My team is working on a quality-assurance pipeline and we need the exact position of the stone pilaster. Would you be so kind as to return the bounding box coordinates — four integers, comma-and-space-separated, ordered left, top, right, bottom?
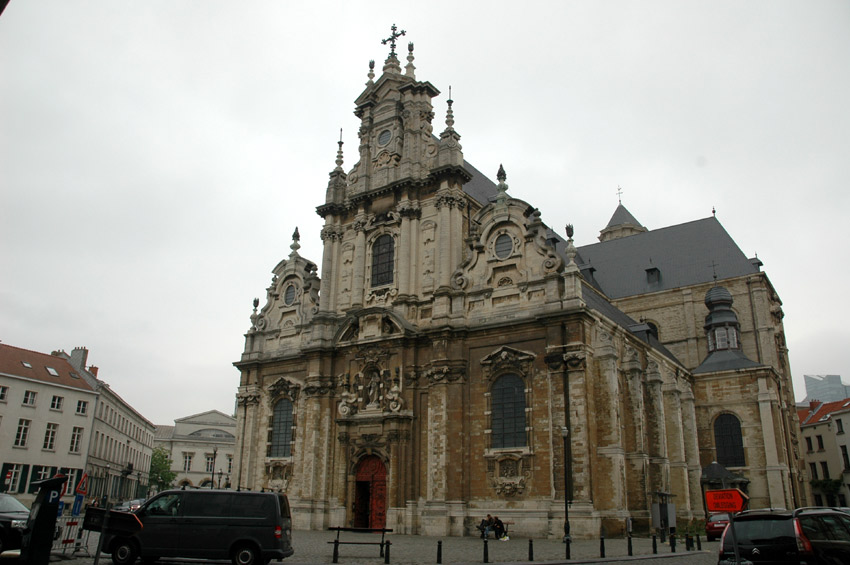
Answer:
234, 386, 261, 491
679, 387, 704, 516
352, 216, 367, 309
645, 361, 668, 495
662, 376, 689, 517
593, 330, 626, 513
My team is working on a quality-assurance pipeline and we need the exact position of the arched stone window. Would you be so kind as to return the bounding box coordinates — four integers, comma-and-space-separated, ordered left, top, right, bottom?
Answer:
714, 413, 745, 467
491, 374, 526, 449
270, 399, 294, 457
371, 234, 394, 287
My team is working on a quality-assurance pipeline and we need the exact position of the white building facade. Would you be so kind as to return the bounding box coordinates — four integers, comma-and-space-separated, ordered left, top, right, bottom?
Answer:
155, 410, 236, 490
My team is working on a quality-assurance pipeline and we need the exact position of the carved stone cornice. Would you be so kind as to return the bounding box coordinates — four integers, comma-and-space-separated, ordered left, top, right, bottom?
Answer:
397, 202, 422, 219
302, 376, 335, 398
564, 351, 587, 371
480, 346, 536, 381
424, 364, 466, 385
237, 392, 261, 407
268, 378, 300, 405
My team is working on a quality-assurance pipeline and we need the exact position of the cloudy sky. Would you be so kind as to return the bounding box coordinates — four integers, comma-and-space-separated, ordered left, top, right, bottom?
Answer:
2, 1, 848, 424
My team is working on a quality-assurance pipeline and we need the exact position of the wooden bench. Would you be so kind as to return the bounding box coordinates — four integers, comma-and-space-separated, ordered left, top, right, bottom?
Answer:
328, 527, 393, 563
480, 520, 514, 539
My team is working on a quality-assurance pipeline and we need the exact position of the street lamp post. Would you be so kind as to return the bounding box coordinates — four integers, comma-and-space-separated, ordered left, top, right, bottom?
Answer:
562, 425, 571, 560
210, 446, 218, 489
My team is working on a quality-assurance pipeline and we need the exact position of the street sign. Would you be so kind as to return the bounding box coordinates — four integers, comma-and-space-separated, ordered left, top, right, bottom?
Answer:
705, 488, 749, 513
75, 473, 88, 495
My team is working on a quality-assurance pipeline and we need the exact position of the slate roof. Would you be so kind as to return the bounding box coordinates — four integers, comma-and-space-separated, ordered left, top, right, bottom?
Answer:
461, 160, 498, 205
0, 343, 95, 392
576, 217, 759, 300
797, 398, 850, 426
605, 203, 643, 228
692, 348, 763, 374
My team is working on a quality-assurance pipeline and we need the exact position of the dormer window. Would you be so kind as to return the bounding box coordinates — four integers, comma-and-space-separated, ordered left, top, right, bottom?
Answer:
371, 234, 394, 287
708, 326, 739, 352
646, 267, 660, 284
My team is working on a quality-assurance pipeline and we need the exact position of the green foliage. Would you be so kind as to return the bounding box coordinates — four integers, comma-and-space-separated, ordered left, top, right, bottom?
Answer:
149, 446, 177, 492
810, 478, 843, 495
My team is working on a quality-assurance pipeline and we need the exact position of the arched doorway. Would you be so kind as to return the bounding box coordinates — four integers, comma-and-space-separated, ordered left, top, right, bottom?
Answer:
353, 455, 387, 528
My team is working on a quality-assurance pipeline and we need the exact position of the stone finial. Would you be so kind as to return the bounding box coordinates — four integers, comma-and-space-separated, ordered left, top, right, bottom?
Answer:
334, 129, 344, 171
565, 224, 577, 266
290, 227, 301, 255
367, 59, 375, 84
496, 164, 509, 202
253, 297, 259, 310
405, 42, 416, 78
445, 94, 455, 130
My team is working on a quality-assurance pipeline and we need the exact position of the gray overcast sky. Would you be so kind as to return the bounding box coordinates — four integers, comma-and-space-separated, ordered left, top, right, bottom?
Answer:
2, 1, 848, 424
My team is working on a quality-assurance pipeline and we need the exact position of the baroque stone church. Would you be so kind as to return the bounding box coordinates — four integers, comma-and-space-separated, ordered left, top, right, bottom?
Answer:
233, 33, 806, 538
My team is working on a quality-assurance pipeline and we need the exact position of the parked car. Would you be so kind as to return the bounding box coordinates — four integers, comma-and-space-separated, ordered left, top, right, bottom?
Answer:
101, 489, 294, 565
706, 513, 730, 541
112, 499, 145, 513
0, 493, 30, 554
718, 507, 850, 564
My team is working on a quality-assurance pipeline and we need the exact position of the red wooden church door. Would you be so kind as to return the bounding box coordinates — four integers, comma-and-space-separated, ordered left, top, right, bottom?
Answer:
354, 455, 387, 529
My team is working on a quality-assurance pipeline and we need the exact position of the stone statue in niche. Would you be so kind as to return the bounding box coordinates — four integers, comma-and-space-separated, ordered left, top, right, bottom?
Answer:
367, 370, 381, 407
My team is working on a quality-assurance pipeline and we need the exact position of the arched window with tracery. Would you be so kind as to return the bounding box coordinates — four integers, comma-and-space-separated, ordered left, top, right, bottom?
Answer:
371, 234, 394, 287
269, 398, 294, 457
714, 413, 745, 467
491, 374, 526, 449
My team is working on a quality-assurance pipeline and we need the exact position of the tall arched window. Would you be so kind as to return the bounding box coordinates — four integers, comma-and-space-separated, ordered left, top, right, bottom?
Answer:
371, 234, 394, 287
714, 413, 745, 467
270, 399, 294, 457
491, 374, 526, 448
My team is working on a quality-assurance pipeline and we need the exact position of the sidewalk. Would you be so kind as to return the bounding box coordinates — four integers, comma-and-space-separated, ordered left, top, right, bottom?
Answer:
51, 529, 719, 565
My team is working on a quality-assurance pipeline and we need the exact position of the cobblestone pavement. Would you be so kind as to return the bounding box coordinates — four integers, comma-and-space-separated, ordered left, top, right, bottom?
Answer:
51, 530, 719, 565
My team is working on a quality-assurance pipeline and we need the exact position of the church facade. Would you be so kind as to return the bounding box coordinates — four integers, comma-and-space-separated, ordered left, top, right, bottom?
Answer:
232, 37, 806, 538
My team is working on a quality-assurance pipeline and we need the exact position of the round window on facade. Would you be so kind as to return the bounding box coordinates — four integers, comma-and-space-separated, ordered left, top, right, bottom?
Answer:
494, 234, 513, 259
378, 129, 392, 146
283, 284, 296, 306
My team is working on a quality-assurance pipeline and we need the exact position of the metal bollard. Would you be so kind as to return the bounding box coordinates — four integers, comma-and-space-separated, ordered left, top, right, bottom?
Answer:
528, 538, 534, 561
566, 536, 571, 560
483, 537, 489, 563
600, 526, 606, 558
686, 533, 692, 551
332, 539, 339, 563
384, 540, 391, 564
437, 540, 442, 564
696, 534, 702, 550
627, 534, 633, 556
652, 535, 658, 554
670, 534, 677, 553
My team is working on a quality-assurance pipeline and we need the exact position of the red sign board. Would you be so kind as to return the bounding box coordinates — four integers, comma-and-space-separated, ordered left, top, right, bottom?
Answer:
76, 473, 89, 495
705, 488, 749, 513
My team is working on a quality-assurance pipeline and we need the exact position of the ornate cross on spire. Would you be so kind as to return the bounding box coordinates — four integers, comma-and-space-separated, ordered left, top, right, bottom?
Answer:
381, 24, 406, 57
617, 185, 623, 204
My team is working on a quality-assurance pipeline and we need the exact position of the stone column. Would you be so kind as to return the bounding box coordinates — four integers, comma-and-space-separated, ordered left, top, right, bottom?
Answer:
758, 375, 790, 508
352, 216, 367, 309
397, 209, 411, 298
436, 188, 452, 290
319, 224, 336, 313
594, 330, 626, 514
679, 388, 704, 516
645, 361, 668, 495
662, 378, 689, 515
564, 349, 592, 506
234, 387, 261, 491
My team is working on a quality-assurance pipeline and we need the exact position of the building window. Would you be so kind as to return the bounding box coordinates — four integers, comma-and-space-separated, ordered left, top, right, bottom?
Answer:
842, 445, 850, 471
714, 413, 745, 467
0, 386, 7, 402
491, 374, 527, 449
821, 461, 831, 480
494, 234, 513, 259
838, 419, 845, 434
227, 455, 233, 473
205, 455, 215, 473
76, 400, 88, 415
817, 435, 825, 450
50, 396, 64, 411
69, 427, 83, 453
370, 234, 394, 287
814, 494, 823, 506
283, 284, 296, 306
269, 399, 294, 457
43, 423, 58, 451
6, 464, 24, 492
810, 462, 818, 480
14, 419, 31, 447
22, 390, 37, 406
183, 453, 193, 472
806, 436, 813, 452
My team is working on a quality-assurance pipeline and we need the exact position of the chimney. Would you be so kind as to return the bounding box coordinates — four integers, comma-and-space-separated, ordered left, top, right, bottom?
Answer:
69, 347, 89, 372
89, 366, 99, 377
809, 400, 821, 411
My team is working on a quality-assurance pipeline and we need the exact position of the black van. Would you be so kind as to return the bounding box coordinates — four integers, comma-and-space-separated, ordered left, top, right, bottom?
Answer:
103, 489, 294, 565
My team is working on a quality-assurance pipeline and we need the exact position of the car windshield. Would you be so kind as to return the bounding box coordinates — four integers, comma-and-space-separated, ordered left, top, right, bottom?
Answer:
0, 495, 29, 513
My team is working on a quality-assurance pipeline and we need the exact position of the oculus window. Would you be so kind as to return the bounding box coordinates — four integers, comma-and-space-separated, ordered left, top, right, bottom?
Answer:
491, 374, 526, 448
270, 399, 294, 457
283, 284, 296, 306
371, 234, 394, 287
494, 234, 513, 259
714, 413, 745, 467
